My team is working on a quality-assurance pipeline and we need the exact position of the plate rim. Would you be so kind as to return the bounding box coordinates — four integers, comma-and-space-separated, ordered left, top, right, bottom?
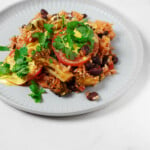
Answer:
0, 0, 144, 116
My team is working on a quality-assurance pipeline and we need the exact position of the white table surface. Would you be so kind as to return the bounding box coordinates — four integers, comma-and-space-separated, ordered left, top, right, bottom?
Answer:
0, 0, 150, 149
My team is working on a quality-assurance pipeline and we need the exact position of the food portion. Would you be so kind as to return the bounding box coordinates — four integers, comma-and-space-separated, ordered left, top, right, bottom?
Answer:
0, 10, 118, 102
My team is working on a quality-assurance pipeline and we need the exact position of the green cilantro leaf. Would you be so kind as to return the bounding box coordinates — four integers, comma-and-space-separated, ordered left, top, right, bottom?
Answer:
31, 50, 36, 56
53, 35, 77, 60
0, 63, 11, 76
12, 58, 27, 71
31, 45, 42, 56
19, 46, 28, 57
64, 47, 70, 58
32, 32, 42, 39
39, 34, 47, 46
44, 24, 54, 33
0, 46, 9, 51
53, 36, 65, 50
76, 26, 88, 37
14, 49, 20, 61
53, 20, 95, 60
62, 15, 65, 28
12, 46, 29, 78
43, 40, 50, 49
67, 34, 73, 50
14, 46, 28, 61
69, 51, 77, 60
29, 80, 46, 103
32, 26, 53, 51
16, 67, 29, 78
49, 58, 53, 63
12, 57, 29, 78
36, 45, 42, 52
32, 32, 46, 46
67, 21, 79, 31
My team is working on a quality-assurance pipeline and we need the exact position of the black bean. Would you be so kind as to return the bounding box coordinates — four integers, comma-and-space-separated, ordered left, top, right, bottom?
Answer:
82, 14, 87, 18
41, 9, 48, 19
66, 77, 77, 91
88, 67, 102, 76
98, 33, 103, 38
71, 66, 78, 71
68, 85, 76, 91
92, 55, 100, 65
13, 44, 16, 49
41, 9, 48, 15
85, 62, 95, 70
112, 56, 118, 64
101, 55, 108, 67
86, 92, 99, 101
104, 31, 109, 35
98, 31, 109, 38
81, 45, 90, 55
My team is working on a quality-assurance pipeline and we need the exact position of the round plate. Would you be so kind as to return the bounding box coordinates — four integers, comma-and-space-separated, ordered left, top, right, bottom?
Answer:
0, 0, 143, 116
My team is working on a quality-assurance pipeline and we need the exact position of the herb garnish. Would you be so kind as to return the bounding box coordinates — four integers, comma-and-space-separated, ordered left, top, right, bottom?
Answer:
12, 46, 29, 78
52, 20, 94, 60
0, 46, 9, 51
29, 80, 46, 103
44, 24, 54, 36
32, 24, 54, 55
0, 63, 11, 76
49, 58, 53, 63
53, 35, 77, 60
62, 15, 65, 28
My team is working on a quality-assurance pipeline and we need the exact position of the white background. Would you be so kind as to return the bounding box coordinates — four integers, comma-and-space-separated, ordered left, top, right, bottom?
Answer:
0, 0, 150, 150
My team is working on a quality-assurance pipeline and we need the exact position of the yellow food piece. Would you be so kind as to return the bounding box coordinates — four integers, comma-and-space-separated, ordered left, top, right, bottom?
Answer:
38, 58, 73, 82
74, 28, 82, 38
3, 54, 39, 85
73, 44, 80, 54
48, 62, 73, 82
27, 41, 39, 55
65, 42, 79, 54
4, 61, 38, 85
48, 69, 73, 82
5, 55, 15, 70
0, 78, 14, 86
27, 42, 39, 50
5, 73, 27, 85
84, 76, 99, 86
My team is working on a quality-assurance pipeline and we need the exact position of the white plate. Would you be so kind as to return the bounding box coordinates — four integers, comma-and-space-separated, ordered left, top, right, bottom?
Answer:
0, 0, 143, 116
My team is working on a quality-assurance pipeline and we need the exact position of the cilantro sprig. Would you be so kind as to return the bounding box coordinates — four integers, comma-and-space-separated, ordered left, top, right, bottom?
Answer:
49, 58, 53, 63
52, 20, 94, 60
67, 21, 94, 44
62, 15, 65, 28
12, 46, 29, 78
0, 63, 11, 76
0, 46, 9, 51
31, 24, 54, 55
29, 80, 46, 103
53, 35, 77, 60
44, 24, 54, 36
